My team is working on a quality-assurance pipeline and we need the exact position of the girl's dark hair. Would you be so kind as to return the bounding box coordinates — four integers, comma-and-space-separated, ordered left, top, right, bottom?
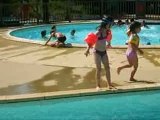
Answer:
41, 30, 46, 38
97, 21, 108, 30
51, 25, 56, 30
71, 29, 76, 33
125, 19, 129, 22
130, 18, 134, 23
50, 30, 55, 34
129, 21, 141, 33
100, 22, 108, 28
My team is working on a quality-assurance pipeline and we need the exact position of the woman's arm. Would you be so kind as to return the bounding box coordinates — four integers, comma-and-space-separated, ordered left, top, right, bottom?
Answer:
44, 35, 52, 45
84, 30, 100, 56
84, 45, 91, 57
130, 43, 143, 54
106, 41, 111, 48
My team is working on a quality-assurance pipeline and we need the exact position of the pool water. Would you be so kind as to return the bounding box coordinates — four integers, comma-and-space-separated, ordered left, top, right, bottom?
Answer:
0, 90, 160, 120
10, 23, 160, 45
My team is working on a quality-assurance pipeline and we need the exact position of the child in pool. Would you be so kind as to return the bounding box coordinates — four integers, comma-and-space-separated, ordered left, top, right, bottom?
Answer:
117, 21, 144, 81
70, 29, 76, 36
41, 30, 48, 40
41, 30, 46, 38
70, 29, 76, 40
51, 25, 56, 32
141, 20, 149, 29
84, 18, 114, 90
117, 19, 125, 26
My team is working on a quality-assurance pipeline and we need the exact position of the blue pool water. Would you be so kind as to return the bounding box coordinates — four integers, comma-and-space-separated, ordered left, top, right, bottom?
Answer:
10, 23, 160, 45
0, 90, 160, 120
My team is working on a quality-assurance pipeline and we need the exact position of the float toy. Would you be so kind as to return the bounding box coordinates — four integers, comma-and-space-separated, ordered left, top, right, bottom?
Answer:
84, 32, 97, 47
106, 29, 112, 42
85, 30, 112, 47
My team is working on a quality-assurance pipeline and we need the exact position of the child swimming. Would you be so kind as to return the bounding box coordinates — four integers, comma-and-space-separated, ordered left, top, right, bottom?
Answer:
70, 29, 76, 36
41, 30, 47, 38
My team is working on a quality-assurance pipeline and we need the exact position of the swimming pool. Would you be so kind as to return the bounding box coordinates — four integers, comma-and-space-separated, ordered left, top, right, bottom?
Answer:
10, 23, 160, 45
0, 90, 160, 119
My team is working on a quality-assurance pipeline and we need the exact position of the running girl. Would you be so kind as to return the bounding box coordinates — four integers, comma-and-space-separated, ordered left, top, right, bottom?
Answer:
117, 21, 143, 81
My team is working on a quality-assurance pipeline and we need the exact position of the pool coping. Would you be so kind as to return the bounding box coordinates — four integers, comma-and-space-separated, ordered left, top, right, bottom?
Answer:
0, 83, 160, 103
3, 21, 160, 49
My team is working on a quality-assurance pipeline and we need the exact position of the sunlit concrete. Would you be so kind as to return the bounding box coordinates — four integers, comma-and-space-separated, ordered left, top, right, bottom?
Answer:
0, 27, 159, 101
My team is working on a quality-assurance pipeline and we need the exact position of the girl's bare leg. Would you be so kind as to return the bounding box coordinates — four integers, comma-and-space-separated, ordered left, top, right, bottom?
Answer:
94, 53, 102, 88
117, 54, 134, 74
130, 57, 138, 81
102, 53, 112, 89
117, 54, 138, 81
117, 64, 132, 74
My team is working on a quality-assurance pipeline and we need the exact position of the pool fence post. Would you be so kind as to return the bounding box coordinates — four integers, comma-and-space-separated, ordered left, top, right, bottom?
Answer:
0, 2, 2, 26
42, 0, 49, 23
34, 0, 40, 24
101, 0, 104, 19
136, 0, 146, 19
65, 0, 71, 23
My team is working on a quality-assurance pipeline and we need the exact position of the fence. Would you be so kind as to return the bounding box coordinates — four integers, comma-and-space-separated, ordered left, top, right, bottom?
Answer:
0, 0, 160, 26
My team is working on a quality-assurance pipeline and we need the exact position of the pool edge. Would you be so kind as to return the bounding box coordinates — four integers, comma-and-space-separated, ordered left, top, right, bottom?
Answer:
3, 22, 160, 49
0, 83, 160, 103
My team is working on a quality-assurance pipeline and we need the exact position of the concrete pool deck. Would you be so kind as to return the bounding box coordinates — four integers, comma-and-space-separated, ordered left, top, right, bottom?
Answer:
0, 27, 160, 103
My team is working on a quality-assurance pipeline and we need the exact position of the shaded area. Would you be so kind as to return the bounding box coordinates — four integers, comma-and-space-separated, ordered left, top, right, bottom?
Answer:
0, 67, 80, 95
0, 66, 142, 96
38, 48, 79, 61
0, 38, 81, 62
126, 80, 156, 84
0, 67, 121, 95
142, 49, 160, 66
0, 47, 48, 58
0, 67, 92, 95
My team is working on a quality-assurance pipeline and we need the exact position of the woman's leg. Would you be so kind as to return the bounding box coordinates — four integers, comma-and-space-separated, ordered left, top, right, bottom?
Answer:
130, 55, 138, 81
117, 51, 138, 81
101, 53, 112, 88
94, 52, 102, 88
50, 41, 58, 47
117, 64, 132, 74
56, 42, 65, 48
117, 51, 134, 74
